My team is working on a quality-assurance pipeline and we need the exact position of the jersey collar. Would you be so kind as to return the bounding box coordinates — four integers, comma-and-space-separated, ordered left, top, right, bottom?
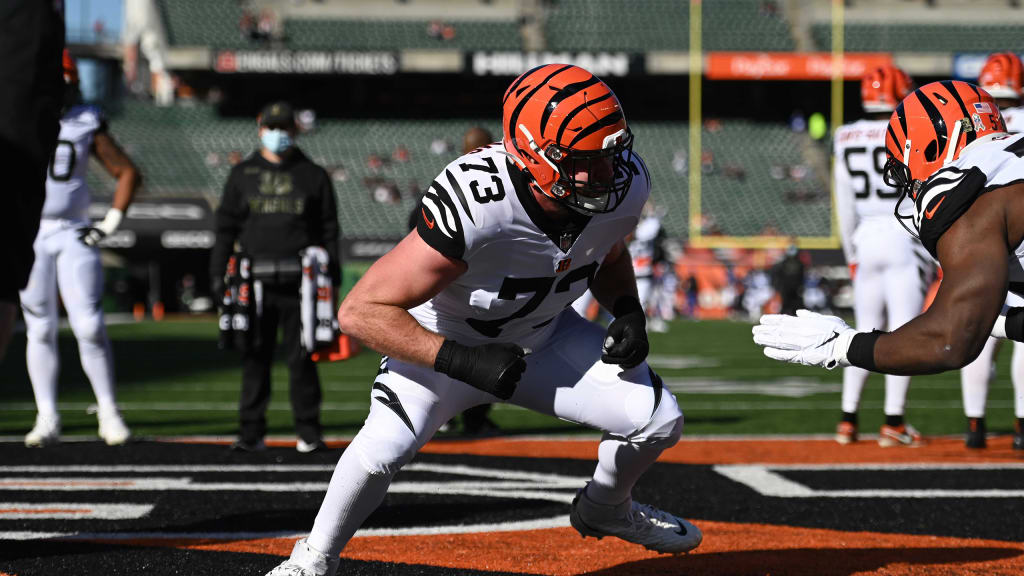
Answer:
508, 160, 591, 253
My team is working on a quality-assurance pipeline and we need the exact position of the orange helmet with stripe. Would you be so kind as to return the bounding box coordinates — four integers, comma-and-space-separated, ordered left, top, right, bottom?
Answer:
501, 64, 634, 214
62, 49, 79, 86
861, 65, 913, 113
883, 80, 1006, 234
978, 52, 1023, 100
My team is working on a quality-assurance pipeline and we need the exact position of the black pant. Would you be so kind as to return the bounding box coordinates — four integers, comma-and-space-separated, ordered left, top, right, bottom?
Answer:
239, 281, 322, 443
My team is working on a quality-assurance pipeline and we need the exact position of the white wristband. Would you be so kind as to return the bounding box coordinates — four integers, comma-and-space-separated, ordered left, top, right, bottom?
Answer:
827, 329, 859, 370
98, 208, 124, 236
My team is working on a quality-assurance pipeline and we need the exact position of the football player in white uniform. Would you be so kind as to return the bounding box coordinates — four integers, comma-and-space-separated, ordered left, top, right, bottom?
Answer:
753, 80, 1024, 452
833, 65, 931, 446
266, 65, 701, 576
959, 52, 1024, 448
20, 51, 141, 447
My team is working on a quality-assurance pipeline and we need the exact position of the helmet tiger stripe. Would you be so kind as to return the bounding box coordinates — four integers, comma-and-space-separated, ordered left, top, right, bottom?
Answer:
501, 64, 634, 214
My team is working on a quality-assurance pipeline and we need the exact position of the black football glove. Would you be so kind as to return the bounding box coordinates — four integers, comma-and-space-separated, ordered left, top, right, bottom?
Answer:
77, 226, 106, 247
601, 296, 649, 369
434, 339, 526, 400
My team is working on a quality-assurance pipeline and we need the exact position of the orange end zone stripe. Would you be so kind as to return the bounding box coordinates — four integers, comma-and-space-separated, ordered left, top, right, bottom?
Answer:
96, 522, 1024, 576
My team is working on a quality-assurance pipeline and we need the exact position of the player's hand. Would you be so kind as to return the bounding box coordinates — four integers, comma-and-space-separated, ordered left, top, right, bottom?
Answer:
752, 309, 857, 370
77, 226, 106, 247
77, 208, 124, 248
602, 296, 649, 369
434, 340, 526, 400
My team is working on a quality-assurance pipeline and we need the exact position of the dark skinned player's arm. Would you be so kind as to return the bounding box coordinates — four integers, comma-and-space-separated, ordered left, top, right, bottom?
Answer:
870, 184, 1024, 374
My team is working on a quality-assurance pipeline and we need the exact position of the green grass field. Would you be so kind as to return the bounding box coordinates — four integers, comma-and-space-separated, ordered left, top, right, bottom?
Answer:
1, 317, 1018, 440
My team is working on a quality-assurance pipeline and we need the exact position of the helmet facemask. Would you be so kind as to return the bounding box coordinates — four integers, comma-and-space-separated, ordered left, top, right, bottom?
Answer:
543, 128, 635, 214
884, 155, 921, 237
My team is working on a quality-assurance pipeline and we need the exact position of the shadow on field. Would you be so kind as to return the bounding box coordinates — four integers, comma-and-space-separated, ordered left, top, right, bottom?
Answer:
582, 546, 1024, 576
0, 335, 234, 394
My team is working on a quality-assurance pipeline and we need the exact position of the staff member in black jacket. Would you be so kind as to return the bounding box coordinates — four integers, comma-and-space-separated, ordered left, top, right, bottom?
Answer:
210, 101, 340, 453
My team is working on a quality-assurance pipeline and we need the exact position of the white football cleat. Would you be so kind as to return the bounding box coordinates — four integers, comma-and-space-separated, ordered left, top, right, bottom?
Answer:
265, 538, 339, 576
25, 412, 61, 447
570, 485, 702, 554
97, 407, 131, 445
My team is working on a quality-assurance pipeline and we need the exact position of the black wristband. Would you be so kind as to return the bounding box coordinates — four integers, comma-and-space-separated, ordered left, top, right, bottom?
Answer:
612, 295, 644, 318
1006, 308, 1024, 342
847, 330, 884, 372
434, 339, 459, 373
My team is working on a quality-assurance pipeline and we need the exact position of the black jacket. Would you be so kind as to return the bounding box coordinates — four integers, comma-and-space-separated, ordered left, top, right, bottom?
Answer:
210, 149, 341, 287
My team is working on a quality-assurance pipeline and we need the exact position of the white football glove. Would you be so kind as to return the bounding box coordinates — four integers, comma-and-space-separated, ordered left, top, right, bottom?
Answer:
752, 309, 859, 370
78, 208, 123, 247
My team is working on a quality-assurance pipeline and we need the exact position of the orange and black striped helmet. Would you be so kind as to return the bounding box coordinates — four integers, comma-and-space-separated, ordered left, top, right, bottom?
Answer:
861, 65, 913, 113
62, 49, 79, 86
883, 80, 1005, 233
501, 64, 634, 213
978, 52, 1023, 100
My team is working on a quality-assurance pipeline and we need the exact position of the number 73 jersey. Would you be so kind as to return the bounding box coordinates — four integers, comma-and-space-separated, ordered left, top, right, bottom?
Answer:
410, 143, 650, 349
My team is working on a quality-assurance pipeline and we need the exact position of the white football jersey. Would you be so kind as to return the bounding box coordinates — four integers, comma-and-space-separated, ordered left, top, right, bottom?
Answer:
410, 143, 649, 348
833, 119, 908, 264
629, 216, 662, 278
1002, 105, 1024, 133
42, 105, 105, 221
911, 132, 1024, 291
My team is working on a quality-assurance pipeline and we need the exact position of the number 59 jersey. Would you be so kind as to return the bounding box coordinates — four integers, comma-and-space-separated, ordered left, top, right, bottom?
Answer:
410, 143, 650, 349
42, 105, 105, 222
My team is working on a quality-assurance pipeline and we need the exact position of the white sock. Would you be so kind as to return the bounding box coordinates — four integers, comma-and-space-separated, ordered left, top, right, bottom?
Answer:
841, 366, 869, 415
26, 333, 59, 416
77, 327, 117, 412
307, 435, 395, 557
587, 432, 668, 506
883, 375, 910, 417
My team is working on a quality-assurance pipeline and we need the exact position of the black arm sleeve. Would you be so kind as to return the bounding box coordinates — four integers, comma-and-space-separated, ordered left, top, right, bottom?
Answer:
1005, 307, 1024, 343
318, 169, 342, 286
209, 169, 246, 289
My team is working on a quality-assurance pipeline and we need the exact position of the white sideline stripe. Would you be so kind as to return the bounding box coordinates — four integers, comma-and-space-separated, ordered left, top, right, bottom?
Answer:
715, 464, 1024, 498
2, 516, 572, 541
0, 477, 330, 492
0, 503, 153, 520
404, 462, 588, 484
0, 400, 1016, 412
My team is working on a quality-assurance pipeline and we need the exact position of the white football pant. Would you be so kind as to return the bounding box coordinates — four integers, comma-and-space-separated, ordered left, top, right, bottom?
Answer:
306, 309, 684, 556
841, 227, 932, 416
961, 292, 1024, 420
19, 219, 118, 417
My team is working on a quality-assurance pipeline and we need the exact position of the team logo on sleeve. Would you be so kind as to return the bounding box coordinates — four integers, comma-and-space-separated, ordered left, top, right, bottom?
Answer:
422, 182, 462, 239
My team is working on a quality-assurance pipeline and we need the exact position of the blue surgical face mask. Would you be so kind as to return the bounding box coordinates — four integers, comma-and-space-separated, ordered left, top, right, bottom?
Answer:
261, 129, 293, 154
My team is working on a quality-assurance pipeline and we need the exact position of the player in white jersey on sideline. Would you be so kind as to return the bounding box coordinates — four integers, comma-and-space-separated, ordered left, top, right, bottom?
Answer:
265, 64, 701, 576
20, 50, 141, 447
833, 65, 932, 446
754, 80, 1024, 453
959, 52, 1024, 448
630, 206, 670, 332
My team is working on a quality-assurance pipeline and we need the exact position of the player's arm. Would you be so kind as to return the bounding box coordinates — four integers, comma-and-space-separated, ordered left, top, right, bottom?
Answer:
337, 229, 526, 399
79, 130, 141, 246
337, 230, 465, 366
590, 239, 649, 368
868, 188, 1010, 373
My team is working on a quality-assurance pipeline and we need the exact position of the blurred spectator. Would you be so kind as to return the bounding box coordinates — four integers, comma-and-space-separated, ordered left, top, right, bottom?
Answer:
227, 150, 243, 166
205, 151, 222, 167
672, 149, 687, 175
392, 145, 410, 163
370, 179, 401, 204
771, 243, 805, 315
788, 110, 806, 133
441, 25, 456, 41
297, 109, 317, 133
701, 150, 714, 174
427, 20, 443, 40
685, 275, 699, 318
463, 126, 493, 152
430, 137, 451, 156
367, 154, 384, 172
331, 165, 349, 182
